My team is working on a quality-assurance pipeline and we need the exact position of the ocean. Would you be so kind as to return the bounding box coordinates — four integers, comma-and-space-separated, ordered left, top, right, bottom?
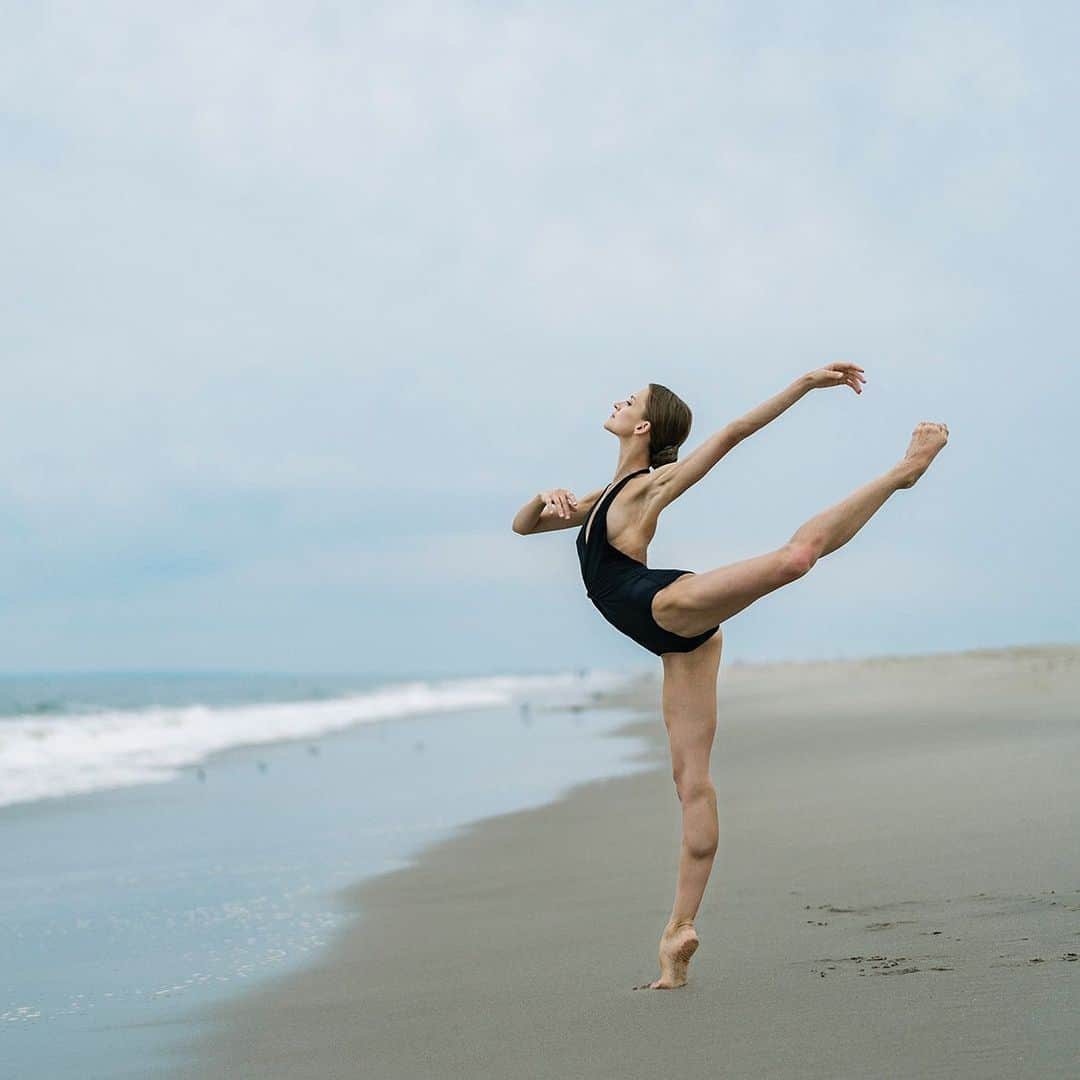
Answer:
0, 668, 653, 1078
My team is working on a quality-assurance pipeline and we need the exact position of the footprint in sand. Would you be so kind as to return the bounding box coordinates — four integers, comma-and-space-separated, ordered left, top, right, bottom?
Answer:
797, 888, 1080, 977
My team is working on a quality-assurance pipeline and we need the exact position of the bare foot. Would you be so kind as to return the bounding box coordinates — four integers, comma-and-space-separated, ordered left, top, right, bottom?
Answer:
633, 923, 700, 990
896, 421, 949, 489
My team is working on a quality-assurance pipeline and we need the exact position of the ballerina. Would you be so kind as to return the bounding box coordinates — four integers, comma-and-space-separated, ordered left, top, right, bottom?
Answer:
512, 365, 948, 989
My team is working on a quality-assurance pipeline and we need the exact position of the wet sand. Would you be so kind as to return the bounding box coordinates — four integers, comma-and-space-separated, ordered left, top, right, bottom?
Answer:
171, 646, 1080, 1079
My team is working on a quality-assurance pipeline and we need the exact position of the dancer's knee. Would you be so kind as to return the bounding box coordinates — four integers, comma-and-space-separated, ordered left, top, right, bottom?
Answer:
673, 773, 716, 808
780, 541, 817, 580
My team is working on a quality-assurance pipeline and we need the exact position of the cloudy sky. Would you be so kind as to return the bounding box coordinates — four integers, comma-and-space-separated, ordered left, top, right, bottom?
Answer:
2, 1, 1075, 677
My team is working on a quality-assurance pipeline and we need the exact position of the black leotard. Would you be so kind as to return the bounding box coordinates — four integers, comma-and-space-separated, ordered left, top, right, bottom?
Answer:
576, 468, 719, 656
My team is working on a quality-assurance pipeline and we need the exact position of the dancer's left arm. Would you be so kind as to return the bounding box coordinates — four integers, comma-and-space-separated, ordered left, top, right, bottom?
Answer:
652, 363, 865, 504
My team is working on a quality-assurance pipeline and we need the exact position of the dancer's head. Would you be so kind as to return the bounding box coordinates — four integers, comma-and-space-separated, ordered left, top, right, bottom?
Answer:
605, 383, 693, 469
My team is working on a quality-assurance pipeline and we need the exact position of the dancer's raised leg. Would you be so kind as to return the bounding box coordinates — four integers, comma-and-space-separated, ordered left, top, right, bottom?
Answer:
652, 422, 949, 637
789, 421, 949, 560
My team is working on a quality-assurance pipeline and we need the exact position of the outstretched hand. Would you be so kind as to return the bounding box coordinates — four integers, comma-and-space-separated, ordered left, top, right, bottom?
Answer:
806, 362, 866, 393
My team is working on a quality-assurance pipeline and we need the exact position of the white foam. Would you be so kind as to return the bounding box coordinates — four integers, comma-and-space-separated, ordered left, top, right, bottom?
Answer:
0, 669, 631, 809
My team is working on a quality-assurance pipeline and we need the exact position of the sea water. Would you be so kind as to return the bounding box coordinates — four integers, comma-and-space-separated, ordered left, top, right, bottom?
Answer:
0, 669, 655, 1078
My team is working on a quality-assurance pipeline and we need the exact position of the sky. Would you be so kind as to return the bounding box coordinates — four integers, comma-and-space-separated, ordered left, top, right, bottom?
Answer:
2, 1, 1076, 677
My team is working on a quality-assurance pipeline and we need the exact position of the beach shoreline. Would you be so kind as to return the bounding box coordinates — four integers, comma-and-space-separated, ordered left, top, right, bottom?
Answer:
2, 678, 651, 1079
167, 644, 1080, 1079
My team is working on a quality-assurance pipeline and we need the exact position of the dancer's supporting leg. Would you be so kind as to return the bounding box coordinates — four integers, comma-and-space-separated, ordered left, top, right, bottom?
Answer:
633, 632, 722, 990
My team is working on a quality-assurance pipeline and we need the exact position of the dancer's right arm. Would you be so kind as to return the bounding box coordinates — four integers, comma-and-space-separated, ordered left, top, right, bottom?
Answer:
650, 364, 866, 508
731, 363, 864, 441
512, 486, 604, 534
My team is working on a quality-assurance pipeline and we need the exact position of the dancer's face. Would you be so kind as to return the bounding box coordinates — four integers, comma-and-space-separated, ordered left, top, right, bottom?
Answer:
605, 386, 650, 439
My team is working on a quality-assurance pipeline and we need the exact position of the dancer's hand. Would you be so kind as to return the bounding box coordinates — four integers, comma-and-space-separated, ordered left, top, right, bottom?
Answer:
806, 362, 866, 393
540, 488, 579, 519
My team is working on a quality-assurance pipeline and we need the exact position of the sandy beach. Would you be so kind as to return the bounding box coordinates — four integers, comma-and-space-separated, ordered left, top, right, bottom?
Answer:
172, 646, 1080, 1079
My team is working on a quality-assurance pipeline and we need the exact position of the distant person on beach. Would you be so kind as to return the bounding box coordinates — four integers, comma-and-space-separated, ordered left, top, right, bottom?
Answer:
512, 367, 948, 989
